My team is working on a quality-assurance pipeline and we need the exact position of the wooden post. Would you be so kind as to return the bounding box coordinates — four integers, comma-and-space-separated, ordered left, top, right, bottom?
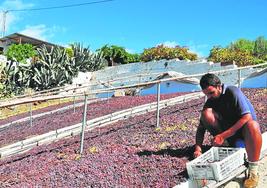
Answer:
80, 94, 88, 154
156, 82, 161, 128
73, 96, 76, 113
29, 103, 33, 126
238, 69, 241, 88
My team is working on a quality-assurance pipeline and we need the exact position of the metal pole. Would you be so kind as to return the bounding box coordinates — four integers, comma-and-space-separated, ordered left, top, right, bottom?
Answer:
156, 82, 161, 128
80, 94, 88, 154
29, 103, 33, 126
238, 69, 241, 88
2, 11, 8, 37
73, 96, 76, 113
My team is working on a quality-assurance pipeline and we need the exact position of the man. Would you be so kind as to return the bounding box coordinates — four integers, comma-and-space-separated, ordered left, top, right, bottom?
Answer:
194, 73, 262, 188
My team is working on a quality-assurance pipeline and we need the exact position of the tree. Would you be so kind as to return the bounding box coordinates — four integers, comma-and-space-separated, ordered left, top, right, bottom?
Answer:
97, 45, 140, 66
229, 39, 254, 54
253, 36, 267, 59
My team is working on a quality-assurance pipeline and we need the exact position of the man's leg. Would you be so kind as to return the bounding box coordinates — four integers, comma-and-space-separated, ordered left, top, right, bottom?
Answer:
200, 108, 223, 136
243, 120, 262, 188
243, 120, 262, 162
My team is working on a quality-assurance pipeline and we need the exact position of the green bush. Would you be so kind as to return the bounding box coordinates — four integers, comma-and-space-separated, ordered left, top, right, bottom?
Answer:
5, 44, 36, 63
208, 47, 255, 66
140, 45, 197, 62
66, 47, 74, 58
209, 36, 267, 66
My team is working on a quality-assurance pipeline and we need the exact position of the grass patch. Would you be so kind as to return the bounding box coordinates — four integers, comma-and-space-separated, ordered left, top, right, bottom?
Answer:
0, 98, 73, 120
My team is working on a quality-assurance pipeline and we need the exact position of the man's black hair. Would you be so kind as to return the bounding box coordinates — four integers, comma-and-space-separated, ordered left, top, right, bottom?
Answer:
200, 73, 221, 90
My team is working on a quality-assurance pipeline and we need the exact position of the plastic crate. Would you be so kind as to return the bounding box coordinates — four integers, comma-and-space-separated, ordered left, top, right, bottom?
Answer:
186, 147, 246, 181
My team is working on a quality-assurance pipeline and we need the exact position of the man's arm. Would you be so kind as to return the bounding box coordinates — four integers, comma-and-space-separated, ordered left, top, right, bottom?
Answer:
214, 86, 255, 146
194, 123, 206, 157
213, 113, 252, 146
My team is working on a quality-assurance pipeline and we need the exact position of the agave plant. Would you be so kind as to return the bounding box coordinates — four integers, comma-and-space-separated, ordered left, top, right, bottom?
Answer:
70, 43, 107, 73
0, 61, 19, 96
87, 51, 107, 71
15, 62, 32, 89
31, 45, 74, 90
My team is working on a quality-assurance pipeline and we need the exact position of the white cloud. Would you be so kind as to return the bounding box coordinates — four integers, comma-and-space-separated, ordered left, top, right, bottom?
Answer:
125, 48, 135, 54
186, 41, 209, 57
156, 40, 209, 57
20, 24, 66, 41
2, 0, 34, 9
158, 41, 178, 48
20, 25, 48, 40
0, 0, 66, 42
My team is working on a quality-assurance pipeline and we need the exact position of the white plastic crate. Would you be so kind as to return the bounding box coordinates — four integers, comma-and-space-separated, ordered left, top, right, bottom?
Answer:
186, 147, 246, 181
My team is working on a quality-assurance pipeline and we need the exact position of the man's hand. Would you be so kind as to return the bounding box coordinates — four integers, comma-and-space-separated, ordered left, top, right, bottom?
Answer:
213, 134, 224, 146
194, 145, 202, 158
194, 150, 202, 158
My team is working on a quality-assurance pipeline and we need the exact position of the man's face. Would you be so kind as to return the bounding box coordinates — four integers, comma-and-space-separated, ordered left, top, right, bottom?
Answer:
202, 85, 222, 100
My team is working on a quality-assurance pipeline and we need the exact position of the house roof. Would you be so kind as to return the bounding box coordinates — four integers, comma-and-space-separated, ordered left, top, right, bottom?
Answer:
0, 33, 59, 48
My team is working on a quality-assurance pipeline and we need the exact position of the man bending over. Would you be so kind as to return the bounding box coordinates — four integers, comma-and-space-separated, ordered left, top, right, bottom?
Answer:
194, 73, 262, 188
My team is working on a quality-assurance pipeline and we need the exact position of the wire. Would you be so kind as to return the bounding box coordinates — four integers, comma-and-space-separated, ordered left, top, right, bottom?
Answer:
6, 0, 115, 12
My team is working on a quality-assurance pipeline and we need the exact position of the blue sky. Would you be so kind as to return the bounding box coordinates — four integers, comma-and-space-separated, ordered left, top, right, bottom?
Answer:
0, 0, 266, 57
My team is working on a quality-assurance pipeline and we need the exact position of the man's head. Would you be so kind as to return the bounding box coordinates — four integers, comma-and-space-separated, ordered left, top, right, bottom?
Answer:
200, 73, 222, 99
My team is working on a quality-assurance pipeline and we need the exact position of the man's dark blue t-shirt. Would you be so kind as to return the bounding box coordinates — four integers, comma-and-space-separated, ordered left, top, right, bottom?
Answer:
203, 84, 257, 130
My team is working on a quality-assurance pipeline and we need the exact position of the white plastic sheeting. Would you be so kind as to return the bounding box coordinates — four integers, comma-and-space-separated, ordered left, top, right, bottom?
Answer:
90, 59, 264, 90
